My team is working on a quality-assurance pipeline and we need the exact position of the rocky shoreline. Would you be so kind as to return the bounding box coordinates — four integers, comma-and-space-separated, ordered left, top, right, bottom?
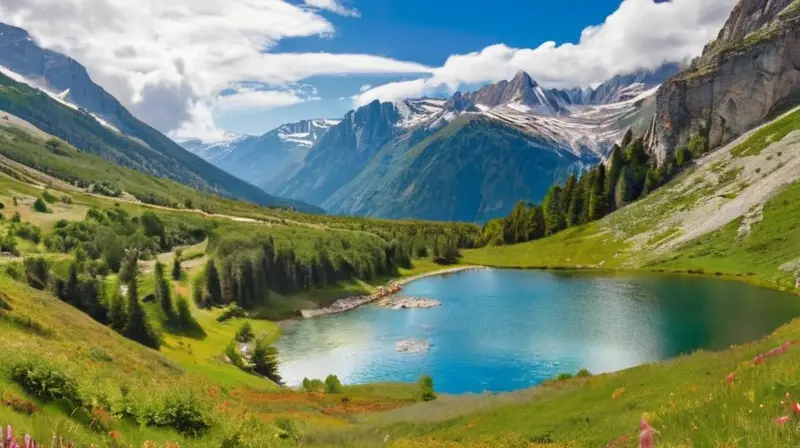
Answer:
300, 265, 483, 318
377, 297, 442, 310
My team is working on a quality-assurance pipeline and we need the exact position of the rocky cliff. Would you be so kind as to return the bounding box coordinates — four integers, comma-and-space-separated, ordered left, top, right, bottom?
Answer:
648, 0, 800, 162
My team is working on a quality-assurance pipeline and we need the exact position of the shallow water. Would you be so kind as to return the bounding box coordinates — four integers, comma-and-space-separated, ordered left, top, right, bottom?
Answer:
275, 269, 800, 394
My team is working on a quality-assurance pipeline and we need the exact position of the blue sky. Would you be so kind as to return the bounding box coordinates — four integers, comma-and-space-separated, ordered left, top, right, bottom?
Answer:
219, 0, 626, 134
5, 0, 737, 141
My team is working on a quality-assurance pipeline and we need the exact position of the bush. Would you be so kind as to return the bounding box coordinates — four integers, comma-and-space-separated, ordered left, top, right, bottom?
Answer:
60, 194, 73, 204
23, 257, 49, 290
9, 360, 82, 405
0, 202, 4, 209
12, 222, 42, 243
235, 322, 255, 343
302, 378, 325, 393
576, 368, 592, 378
224, 342, 248, 371
217, 305, 247, 322
324, 375, 343, 394
556, 372, 574, 381
134, 390, 213, 436
252, 339, 283, 385
418, 375, 436, 402
32, 198, 50, 213
41, 190, 58, 204
275, 418, 300, 441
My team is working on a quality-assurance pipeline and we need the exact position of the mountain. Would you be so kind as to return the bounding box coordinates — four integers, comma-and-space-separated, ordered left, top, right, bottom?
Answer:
181, 119, 340, 193
0, 22, 319, 212
270, 65, 677, 221
647, 0, 800, 162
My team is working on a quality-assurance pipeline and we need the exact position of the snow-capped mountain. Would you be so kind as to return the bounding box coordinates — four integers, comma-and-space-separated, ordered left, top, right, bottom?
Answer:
182, 119, 340, 192
271, 65, 677, 221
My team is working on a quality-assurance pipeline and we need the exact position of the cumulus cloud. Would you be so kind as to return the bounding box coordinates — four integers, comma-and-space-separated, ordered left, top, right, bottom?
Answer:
0, 0, 429, 141
356, 0, 737, 105
304, 0, 360, 18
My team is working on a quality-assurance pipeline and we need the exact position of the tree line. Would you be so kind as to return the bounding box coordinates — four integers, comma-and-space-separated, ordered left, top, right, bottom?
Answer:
482, 130, 709, 245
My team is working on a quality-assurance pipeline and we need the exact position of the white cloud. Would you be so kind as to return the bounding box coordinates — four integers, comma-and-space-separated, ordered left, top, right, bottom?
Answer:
356, 0, 737, 105
0, 0, 429, 141
214, 88, 313, 112
304, 0, 360, 18
359, 84, 373, 92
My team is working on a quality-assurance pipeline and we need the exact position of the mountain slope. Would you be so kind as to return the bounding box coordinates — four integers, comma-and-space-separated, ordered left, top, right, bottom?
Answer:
647, 0, 800, 161
274, 67, 674, 221
182, 119, 339, 193
0, 23, 319, 213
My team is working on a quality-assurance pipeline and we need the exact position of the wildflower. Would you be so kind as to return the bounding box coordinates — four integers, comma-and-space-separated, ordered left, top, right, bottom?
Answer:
639, 418, 654, 448
794, 403, 800, 415
753, 354, 764, 365
776, 416, 790, 425
725, 372, 735, 385
108, 431, 120, 440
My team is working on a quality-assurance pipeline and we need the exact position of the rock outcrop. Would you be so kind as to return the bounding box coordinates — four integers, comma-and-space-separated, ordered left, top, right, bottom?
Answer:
648, 0, 800, 163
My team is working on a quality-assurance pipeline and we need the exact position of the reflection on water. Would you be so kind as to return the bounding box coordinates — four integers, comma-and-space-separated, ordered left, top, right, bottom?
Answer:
275, 269, 800, 394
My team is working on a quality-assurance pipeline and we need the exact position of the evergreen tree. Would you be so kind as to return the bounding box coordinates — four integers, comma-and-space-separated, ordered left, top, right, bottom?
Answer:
621, 128, 634, 149
581, 170, 596, 224
252, 339, 283, 386
204, 260, 223, 306
605, 145, 624, 211
561, 175, 577, 218
81, 276, 107, 324
530, 206, 545, 240
589, 164, 608, 221
109, 285, 127, 332
154, 262, 177, 325
118, 251, 139, 286
172, 250, 182, 281
543, 186, 566, 235
567, 175, 586, 227
123, 277, 160, 349
614, 167, 632, 209
62, 262, 80, 306
175, 295, 199, 331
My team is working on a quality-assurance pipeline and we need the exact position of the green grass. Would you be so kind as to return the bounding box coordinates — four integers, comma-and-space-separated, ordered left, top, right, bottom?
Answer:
650, 181, 800, 290
463, 222, 628, 269
732, 108, 800, 158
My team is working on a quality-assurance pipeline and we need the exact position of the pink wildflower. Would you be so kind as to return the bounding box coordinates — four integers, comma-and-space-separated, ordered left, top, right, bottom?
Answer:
794, 403, 800, 415
639, 418, 654, 448
725, 372, 735, 385
776, 416, 790, 425
754, 354, 764, 365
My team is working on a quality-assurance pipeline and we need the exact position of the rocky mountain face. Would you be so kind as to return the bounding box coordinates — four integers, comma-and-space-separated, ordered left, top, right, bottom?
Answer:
0, 22, 319, 212
647, 0, 800, 162
182, 119, 339, 193
269, 65, 677, 221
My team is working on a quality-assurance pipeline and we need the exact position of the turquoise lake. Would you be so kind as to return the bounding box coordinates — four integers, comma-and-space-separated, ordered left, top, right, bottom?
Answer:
275, 269, 800, 394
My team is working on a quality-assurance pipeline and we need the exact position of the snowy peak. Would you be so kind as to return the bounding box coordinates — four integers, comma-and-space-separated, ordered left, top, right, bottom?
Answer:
276, 118, 340, 148
463, 71, 569, 116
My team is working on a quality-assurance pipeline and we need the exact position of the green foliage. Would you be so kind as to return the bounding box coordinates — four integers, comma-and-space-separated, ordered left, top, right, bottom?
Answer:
154, 262, 178, 325
324, 374, 343, 394
12, 221, 42, 243
23, 256, 49, 290
688, 134, 709, 157
128, 389, 213, 436
252, 339, 283, 385
172, 254, 183, 281
216, 304, 248, 322
175, 295, 203, 335
732, 109, 800, 157
9, 359, 82, 405
224, 342, 248, 371
234, 322, 255, 343
203, 259, 223, 307
302, 378, 325, 393
417, 375, 436, 402
0, 229, 19, 256
32, 197, 50, 213
41, 189, 58, 204
576, 368, 592, 378
123, 279, 161, 349
556, 372, 574, 381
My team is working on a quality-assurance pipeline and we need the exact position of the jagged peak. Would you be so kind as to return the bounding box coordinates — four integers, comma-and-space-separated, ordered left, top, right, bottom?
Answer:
510, 70, 537, 87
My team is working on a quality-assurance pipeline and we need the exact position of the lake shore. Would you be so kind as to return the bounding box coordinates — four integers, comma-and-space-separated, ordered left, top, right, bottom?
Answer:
300, 265, 484, 318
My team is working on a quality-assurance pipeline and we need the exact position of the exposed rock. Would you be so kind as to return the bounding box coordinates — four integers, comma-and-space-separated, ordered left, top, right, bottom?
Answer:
378, 297, 442, 310
396, 339, 430, 354
648, 0, 800, 163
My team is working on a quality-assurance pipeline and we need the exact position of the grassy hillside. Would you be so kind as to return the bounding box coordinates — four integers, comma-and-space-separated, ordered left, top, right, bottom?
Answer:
0, 72, 320, 212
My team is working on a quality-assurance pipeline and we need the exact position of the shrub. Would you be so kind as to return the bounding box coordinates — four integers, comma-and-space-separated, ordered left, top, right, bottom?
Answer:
12, 222, 42, 244
60, 194, 73, 204
556, 372, 574, 381
418, 375, 436, 401
0, 202, 4, 209
134, 390, 213, 436
88, 347, 114, 364
9, 360, 82, 405
41, 190, 58, 204
576, 368, 592, 378
324, 375, 343, 394
302, 378, 325, 393
217, 305, 247, 322
275, 418, 300, 441
23, 257, 49, 290
224, 342, 248, 370
1, 390, 39, 415
252, 339, 283, 385
235, 322, 255, 343
32, 198, 50, 213
0, 230, 19, 256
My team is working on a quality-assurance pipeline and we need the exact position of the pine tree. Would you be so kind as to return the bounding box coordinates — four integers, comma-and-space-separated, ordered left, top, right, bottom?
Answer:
155, 262, 177, 325
175, 295, 198, 331
81, 276, 107, 324
118, 251, 139, 286
615, 167, 631, 209
205, 260, 223, 306
561, 175, 577, 218
171, 251, 182, 281
589, 164, 608, 221
605, 145, 623, 211
543, 186, 566, 235
123, 278, 160, 349
62, 262, 80, 306
109, 285, 127, 332
530, 206, 545, 240
252, 339, 283, 386
567, 175, 586, 227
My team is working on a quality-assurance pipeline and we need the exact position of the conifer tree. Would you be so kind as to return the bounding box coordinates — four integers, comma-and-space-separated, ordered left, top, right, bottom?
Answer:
252, 339, 283, 385
204, 259, 223, 306
589, 164, 608, 221
155, 262, 177, 324
171, 250, 182, 281
62, 262, 80, 306
123, 277, 160, 349
109, 285, 127, 332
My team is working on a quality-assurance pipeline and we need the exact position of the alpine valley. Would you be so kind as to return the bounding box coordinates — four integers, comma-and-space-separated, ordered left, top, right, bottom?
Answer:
186, 65, 680, 221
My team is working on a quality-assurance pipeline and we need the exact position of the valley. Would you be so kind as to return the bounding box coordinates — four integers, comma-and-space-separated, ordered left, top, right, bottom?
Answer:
1, 0, 800, 447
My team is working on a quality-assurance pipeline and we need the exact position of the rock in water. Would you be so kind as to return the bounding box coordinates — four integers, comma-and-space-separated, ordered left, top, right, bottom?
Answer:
396, 339, 431, 354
